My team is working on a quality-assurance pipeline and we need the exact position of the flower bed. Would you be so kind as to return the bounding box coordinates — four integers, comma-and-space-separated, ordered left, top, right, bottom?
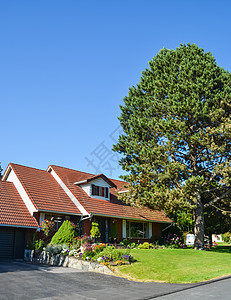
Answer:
43, 240, 135, 267
28, 250, 113, 274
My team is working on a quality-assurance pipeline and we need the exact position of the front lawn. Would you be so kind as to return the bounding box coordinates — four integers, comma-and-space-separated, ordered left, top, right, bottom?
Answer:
114, 245, 231, 283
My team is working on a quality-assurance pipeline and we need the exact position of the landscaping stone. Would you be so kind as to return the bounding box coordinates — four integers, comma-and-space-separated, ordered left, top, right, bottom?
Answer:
26, 251, 113, 275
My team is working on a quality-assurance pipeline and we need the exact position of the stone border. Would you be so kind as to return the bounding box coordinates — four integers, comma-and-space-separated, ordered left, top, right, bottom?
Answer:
24, 250, 113, 275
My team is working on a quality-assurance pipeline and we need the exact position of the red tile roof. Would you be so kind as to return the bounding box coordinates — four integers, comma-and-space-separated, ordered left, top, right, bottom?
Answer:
74, 173, 117, 188
10, 163, 82, 215
0, 182, 38, 228
50, 165, 172, 223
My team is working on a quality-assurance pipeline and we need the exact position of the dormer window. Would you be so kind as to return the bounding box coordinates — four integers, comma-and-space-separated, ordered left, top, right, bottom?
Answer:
92, 184, 109, 199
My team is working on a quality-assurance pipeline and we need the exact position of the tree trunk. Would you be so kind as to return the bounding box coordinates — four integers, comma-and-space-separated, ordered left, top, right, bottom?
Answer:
194, 193, 205, 249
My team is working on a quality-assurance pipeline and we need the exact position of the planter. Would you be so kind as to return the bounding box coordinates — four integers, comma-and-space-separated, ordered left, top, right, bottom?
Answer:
24, 249, 33, 261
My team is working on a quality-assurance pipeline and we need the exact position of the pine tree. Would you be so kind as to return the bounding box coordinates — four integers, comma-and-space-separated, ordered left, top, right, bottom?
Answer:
114, 44, 231, 249
50, 220, 75, 245
0, 163, 2, 180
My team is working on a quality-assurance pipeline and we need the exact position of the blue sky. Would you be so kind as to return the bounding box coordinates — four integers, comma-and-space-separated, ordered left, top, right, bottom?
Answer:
1, 0, 230, 179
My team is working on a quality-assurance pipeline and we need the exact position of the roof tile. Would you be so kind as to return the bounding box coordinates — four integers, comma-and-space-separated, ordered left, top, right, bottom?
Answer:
11, 164, 82, 215
51, 165, 172, 223
0, 182, 38, 227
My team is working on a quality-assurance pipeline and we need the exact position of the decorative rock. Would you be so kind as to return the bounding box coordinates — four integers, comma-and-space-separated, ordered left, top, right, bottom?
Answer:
27, 251, 113, 274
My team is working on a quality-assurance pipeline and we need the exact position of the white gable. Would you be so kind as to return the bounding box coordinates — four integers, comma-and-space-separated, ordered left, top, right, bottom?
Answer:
80, 177, 111, 200
5, 167, 37, 215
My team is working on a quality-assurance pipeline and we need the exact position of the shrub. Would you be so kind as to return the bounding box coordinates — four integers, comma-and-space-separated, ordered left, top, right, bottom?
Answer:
34, 239, 45, 250
122, 254, 135, 262
120, 239, 130, 247
45, 244, 63, 255
96, 246, 130, 261
81, 243, 93, 252
165, 234, 185, 248
137, 242, 151, 249
92, 243, 106, 253
82, 251, 96, 260
50, 220, 75, 245
222, 232, 231, 243
90, 222, 101, 239
72, 237, 82, 249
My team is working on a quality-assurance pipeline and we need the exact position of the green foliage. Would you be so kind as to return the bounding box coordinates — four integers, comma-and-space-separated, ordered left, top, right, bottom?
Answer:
137, 242, 152, 249
96, 246, 130, 261
50, 220, 75, 245
171, 210, 194, 233
81, 251, 96, 260
72, 237, 82, 249
90, 222, 101, 238
0, 163, 2, 180
45, 244, 63, 255
113, 43, 231, 248
34, 239, 45, 250
222, 232, 231, 243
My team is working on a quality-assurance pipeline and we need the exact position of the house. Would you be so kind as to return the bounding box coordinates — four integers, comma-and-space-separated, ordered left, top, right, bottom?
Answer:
0, 163, 172, 259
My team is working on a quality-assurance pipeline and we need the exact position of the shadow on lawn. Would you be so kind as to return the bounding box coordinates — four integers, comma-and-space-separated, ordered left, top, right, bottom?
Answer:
210, 245, 231, 254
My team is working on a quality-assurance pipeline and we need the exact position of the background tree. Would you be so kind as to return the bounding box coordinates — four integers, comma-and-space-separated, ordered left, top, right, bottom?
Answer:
0, 163, 2, 179
114, 44, 231, 249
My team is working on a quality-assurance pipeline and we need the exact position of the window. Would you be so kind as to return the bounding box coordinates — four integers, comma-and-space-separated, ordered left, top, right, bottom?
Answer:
92, 184, 109, 198
126, 221, 148, 238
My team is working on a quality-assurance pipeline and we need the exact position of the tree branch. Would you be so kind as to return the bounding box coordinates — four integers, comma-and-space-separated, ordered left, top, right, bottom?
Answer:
204, 188, 231, 208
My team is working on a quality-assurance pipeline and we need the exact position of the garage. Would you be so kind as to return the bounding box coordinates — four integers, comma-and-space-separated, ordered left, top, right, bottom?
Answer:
0, 227, 26, 259
0, 182, 39, 260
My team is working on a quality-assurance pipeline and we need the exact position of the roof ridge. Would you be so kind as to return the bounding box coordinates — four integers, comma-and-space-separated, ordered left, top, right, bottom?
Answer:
50, 165, 95, 176
50, 165, 127, 183
10, 163, 46, 172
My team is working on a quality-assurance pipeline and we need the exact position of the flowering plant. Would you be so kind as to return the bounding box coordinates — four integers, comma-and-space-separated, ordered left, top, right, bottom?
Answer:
40, 219, 56, 236
122, 254, 134, 262
97, 256, 109, 262
92, 243, 106, 253
165, 234, 185, 248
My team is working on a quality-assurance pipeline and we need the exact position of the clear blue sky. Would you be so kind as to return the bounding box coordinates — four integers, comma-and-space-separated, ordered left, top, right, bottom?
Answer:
1, 0, 230, 179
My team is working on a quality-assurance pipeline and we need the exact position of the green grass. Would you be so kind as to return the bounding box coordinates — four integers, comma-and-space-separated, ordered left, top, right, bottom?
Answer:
114, 245, 231, 283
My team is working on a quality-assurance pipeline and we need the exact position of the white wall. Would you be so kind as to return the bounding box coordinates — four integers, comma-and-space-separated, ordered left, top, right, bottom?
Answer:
80, 177, 111, 200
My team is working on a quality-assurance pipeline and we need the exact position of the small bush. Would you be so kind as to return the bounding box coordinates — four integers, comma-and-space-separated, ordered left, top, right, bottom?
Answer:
96, 246, 130, 261
222, 232, 231, 243
34, 239, 45, 250
82, 251, 96, 260
45, 244, 63, 255
50, 220, 75, 245
138, 242, 151, 249
90, 222, 101, 239
72, 237, 82, 249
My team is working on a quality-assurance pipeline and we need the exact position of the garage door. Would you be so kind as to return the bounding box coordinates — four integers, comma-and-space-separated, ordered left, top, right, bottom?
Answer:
0, 227, 26, 259
0, 228, 14, 259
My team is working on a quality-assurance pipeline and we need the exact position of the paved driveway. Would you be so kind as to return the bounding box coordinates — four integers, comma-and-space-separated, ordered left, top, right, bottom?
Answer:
0, 261, 230, 299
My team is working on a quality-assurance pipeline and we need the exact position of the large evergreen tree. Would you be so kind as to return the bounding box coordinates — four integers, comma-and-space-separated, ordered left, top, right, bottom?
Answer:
114, 44, 231, 249
0, 163, 2, 180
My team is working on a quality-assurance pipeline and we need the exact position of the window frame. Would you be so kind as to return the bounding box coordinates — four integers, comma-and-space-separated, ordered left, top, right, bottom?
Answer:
91, 184, 109, 199
126, 220, 149, 239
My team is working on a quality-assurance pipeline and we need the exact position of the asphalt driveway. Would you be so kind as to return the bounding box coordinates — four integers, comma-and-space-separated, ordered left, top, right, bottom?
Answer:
0, 261, 230, 300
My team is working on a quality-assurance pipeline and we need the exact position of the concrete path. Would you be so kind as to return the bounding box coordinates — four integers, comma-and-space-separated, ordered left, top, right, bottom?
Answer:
0, 261, 230, 299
